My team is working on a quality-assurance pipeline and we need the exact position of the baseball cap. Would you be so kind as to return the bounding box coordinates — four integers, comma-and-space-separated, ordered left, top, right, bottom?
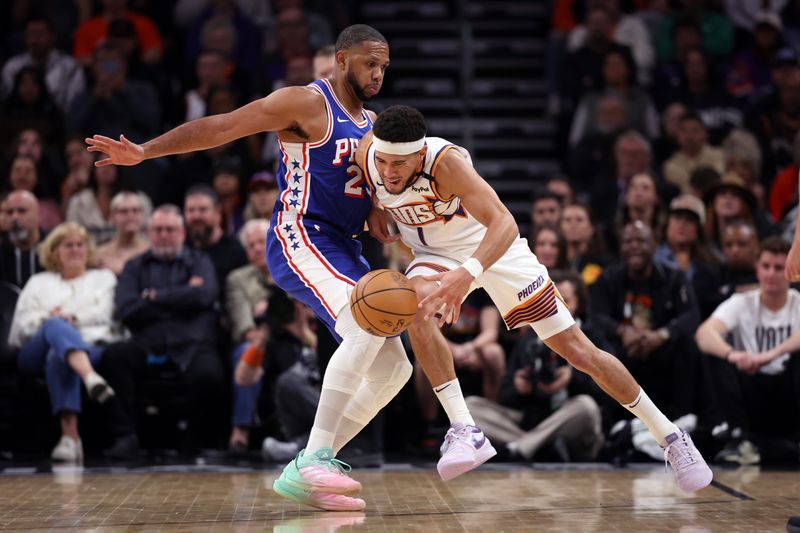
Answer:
249, 171, 277, 191
669, 194, 706, 225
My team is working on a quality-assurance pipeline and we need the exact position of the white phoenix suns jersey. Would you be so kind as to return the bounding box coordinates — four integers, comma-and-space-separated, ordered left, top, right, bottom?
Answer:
361, 137, 487, 259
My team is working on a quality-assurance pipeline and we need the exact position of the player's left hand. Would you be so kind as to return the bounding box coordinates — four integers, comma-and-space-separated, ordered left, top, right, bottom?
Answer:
418, 268, 473, 327
366, 206, 400, 244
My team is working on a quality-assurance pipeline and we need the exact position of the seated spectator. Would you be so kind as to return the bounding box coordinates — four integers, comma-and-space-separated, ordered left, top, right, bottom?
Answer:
569, 50, 659, 147
769, 130, 800, 223
184, 184, 247, 291
688, 165, 721, 200
225, 219, 272, 451
313, 45, 336, 80
652, 16, 703, 108
693, 219, 759, 320
466, 271, 605, 462
73, 0, 164, 67
725, 12, 786, 104
211, 162, 245, 234
570, 94, 629, 187
544, 175, 574, 205
243, 171, 278, 222
233, 289, 319, 462
655, 0, 733, 62
0, 193, 8, 238
613, 172, 666, 246
672, 49, 743, 144
8, 127, 62, 200
566, 0, 654, 85
591, 221, 701, 434
6, 154, 61, 231
66, 156, 128, 245
184, 50, 229, 122
8, 222, 124, 462
60, 135, 95, 213
0, 66, 65, 147
528, 224, 568, 271
653, 102, 687, 168
663, 111, 724, 194
654, 194, 718, 282
0, 191, 45, 288
704, 173, 776, 247
67, 44, 161, 142
561, 201, 609, 285
722, 129, 764, 207
1, 15, 86, 112
530, 191, 563, 229
695, 237, 800, 465
112, 205, 225, 449
96, 191, 151, 275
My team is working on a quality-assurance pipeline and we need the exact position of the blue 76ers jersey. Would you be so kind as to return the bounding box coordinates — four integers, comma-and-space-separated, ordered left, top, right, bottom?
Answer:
272, 78, 374, 236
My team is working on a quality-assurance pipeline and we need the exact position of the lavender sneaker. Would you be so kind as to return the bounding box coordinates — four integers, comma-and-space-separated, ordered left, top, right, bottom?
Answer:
437, 423, 497, 481
662, 430, 713, 492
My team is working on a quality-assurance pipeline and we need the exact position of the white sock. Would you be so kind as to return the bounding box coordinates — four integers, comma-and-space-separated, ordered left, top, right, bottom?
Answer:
433, 378, 475, 426
624, 388, 679, 446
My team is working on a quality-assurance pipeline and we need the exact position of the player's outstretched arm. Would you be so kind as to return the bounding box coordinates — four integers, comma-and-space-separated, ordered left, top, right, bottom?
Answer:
86, 86, 322, 166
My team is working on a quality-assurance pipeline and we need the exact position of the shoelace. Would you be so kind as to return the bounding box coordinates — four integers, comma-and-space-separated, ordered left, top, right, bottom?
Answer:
294, 451, 353, 476
443, 425, 470, 448
663, 434, 696, 472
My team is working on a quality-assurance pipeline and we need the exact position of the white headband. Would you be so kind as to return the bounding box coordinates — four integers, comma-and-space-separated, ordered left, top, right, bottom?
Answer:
372, 135, 426, 155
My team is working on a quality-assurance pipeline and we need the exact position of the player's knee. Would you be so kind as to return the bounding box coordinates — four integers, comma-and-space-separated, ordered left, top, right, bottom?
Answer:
558, 339, 599, 375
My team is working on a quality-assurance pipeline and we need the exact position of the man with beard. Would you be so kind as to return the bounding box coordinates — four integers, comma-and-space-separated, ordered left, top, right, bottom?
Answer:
87, 25, 462, 512
183, 184, 246, 291
0, 191, 45, 289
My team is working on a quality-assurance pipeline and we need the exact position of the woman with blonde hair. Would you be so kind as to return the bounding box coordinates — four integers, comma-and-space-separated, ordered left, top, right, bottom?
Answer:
8, 222, 126, 462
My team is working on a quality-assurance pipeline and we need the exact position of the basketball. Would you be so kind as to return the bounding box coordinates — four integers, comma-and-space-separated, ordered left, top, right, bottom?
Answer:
349, 269, 418, 336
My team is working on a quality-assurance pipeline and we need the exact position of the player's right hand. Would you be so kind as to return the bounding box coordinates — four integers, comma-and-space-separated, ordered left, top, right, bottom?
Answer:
85, 134, 145, 166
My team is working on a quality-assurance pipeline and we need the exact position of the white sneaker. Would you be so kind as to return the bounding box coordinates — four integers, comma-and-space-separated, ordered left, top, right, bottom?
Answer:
262, 437, 299, 461
437, 423, 497, 481
51, 436, 83, 463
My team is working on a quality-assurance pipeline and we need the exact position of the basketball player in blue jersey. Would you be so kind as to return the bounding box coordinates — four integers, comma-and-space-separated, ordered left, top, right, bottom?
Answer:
354, 105, 714, 494
85, 25, 494, 512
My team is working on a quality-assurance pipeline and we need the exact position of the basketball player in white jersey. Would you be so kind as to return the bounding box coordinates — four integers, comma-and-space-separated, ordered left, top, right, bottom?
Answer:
357, 105, 713, 492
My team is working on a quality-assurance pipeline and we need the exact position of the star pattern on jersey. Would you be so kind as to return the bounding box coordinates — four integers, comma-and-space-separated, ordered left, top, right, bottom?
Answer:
291, 242, 300, 250
289, 199, 299, 207
290, 187, 300, 197
291, 160, 301, 169
421, 194, 467, 223
288, 232, 297, 241
280, 154, 308, 213
292, 174, 302, 183
283, 224, 292, 232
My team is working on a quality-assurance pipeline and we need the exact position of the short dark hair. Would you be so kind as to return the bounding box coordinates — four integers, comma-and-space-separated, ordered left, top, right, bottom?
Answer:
373, 105, 427, 143
550, 269, 589, 320
315, 45, 335, 58
335, 24, 387, 52
25, 14, 53, 31
185, 184, 220, 207
759, 236, 791, 258
680, 110, 705, 127
532, 191, 562, 205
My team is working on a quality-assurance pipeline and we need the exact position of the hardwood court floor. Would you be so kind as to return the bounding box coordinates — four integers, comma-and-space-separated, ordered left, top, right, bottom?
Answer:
0, 463, 797, 531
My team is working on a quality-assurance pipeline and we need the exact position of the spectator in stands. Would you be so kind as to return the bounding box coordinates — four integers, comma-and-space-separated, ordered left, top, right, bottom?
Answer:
466, 271, 604, 462
695, 237, 800, 465
688, 165, 721, 199
655, 0, 734, 61
8, 127, 62, 200
545, 176, 575, 205
663, 111, 724, 195
726, 12, 787, 104
693, 219, 759, 320
561, 201, 608, 285
313, 45, 336, 80
0, 193, 8, 239
96, 191, 150, 275
73, 0, 164, 67
183, 185, 247, 290
0, 66, 64, 148
6, 154, 61, 231
225, 219, 272, 452
652, 16, 703, 108
60, 136, 95, 213
1, 15, 86, 112
184, 50, 229, 122
264, 0, 333, 54
566, 0, 654, 86
569, 50, 659, 147
571, 93, 629, 187
654, 194, 717, 282
673, 49, 743, 145
243, 171, 278, 222
66, 156, 126, 245
0, 191, 44, 288
531, 191, 563, 228
528, 223, 568, 272
591, 221, 701, 429
614, 172, 666, 245
654, 102, 687, 167
704, 173, 776, 248
212, 162, 245, 234
114, 205, 225, 449
67, 44, 161, 142
722, 129, 764, 207
769, 130, 800, 224
8, 222, 122, 462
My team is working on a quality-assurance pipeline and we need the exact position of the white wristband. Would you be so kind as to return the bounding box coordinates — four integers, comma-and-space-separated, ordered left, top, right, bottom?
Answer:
460, 257, 484, 279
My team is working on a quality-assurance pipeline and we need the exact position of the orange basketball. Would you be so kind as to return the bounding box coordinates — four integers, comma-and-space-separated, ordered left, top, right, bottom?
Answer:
349, 269, 418, 337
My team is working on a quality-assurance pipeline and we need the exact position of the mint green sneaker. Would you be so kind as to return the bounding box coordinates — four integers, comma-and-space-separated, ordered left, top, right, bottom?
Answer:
272, 476, 366, 511
276, 448, 362, 495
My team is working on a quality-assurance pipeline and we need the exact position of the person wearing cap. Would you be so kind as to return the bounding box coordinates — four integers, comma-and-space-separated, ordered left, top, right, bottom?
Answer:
243, 171, 278, 222
704, 172, 777, 249
654, 194, 718, 282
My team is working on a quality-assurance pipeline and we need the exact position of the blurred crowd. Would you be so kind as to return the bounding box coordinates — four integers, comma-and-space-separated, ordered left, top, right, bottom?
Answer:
0, 0, 798, 468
